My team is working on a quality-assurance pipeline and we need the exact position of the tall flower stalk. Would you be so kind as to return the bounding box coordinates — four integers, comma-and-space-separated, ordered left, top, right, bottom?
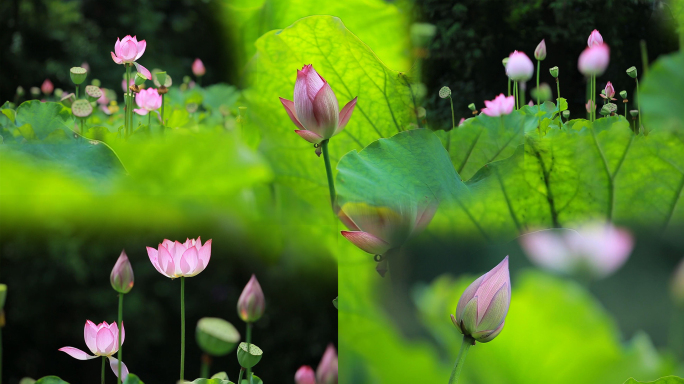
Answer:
0, 284, 5, 384
534, 40, 547, 106
238, 275, 265, 384
438, 86, 454, 153
627, 66, 642, 133
111, 35, 150, 137
110, 251, 134, 384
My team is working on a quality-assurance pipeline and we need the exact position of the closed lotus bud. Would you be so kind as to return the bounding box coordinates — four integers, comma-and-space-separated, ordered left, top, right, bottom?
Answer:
620, 90, 627, 99
0, 284, 6, 310
506, 51, 534, 81
600, 81, 616, 100
534, 39, 547, 61
451, 257, 510, 343
562, 110, 570, 119
237, 342, 262, 369
41, 79, 54, 95
316, 344, 338, 384
70, 67, 88, 85
626, 66, 638, 78
578, 44, 610, 76
110, 250, 134, 294
630, 110, 639, 117
295, 365, 316, 384
237, 275, 265, 323
549, 66, 559, 78
439, 86, 451, 99
671, 259, 684, 305
192, 59, 206, 77
468, 103, 476, 111
587, 29, 603, 47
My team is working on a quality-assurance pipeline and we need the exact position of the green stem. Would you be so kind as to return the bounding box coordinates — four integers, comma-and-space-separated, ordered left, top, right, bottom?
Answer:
448, 336, 474, 384
238, 368, 244, 384
180, 277, 185, 382
507, 78, 511, 97
161, 94, 165, 131
640, 40, 649, 76
148, 113, 151, 128
75, 85, 79, 100
447, 95, 455, 153
246, 322, 253, 384
624, 103, 627, 119
321, 139, 336, 211
513, 82, 518, 110
556, 78, 560, 108
200, 354, 210, 378
635, 78, 642, 134
101, 356, 106, 384
0, 325, 3, 384
536, 60, 540, 106
592, 75, 596, 122
125, 65, 131, 137
117, 294, 123, 384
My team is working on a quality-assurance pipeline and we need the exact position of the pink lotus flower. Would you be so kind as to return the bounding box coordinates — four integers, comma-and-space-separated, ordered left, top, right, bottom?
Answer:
451, 256, 510, 343
587, 29, 603, 47
585, 99, 596, 113
59, 320, 128, 380
528, 100, 534, 107
481, 94, 515, 117
134, 88, 162, 116
41, 79, 54, 95
578, 44, 610, 76
600, 81, 616, 100
534, 39, 547, 61
111, 35, 151, 80
316, 344, 338, 384
279, 64, 357, 144
519, 222, 633, 279
458, 117, 465, 126
340, 201, 437, 258
505, 51, 534, 81
295, 365, 316, 384
237, 274, 265, 323
146, 237, 212, 278
192, 58, 206, 77
97, 90, 109, 105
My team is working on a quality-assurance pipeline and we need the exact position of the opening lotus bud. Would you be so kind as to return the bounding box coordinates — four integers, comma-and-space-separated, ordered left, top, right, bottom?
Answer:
70, 67, 88, 85
439, 86, 452, 99
620, 90, 627, 99
549, 66, 559, 78
626, 66, 638, 78
196, 317, 241, 356
534, 39, 546, 61
61, 93, 76, 108
506, 51, 534, 82
110, 250, 134, 294
71, 99, 93, 118
85, 85, 103, 103
237, 342, 263, 368
316, 344, 338, 384
468, 103, 476, 111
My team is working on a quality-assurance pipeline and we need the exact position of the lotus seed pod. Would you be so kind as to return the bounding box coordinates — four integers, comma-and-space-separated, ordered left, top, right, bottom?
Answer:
186, 102, 199, 114
133, 72, 147, 87
183, 75, 191, 84
468, 103, 476, 112
606, 103, 617, 114
91, 79, 101, 87
85, 85, 102, 102
562, 110, 570, 119
600, 104, 610, 116
417, 107, 426, 119
155, 71, 167, 87
620, 90, 627, 99
71, 99, 93, 118
549, 66, 559, 78
531, 83, 552, 102
630, 110, 639, 117
70, 67, 88, 85
153, 72, 172, 88
439, 86, 452, 99
196, 317, 241, 356
237, 342, 263, 368
61, 93, 76, 108
626, 66, 638, 78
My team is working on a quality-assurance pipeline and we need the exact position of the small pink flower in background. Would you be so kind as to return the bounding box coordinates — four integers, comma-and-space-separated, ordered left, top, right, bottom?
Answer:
451, 256, 510, 343
97, 90, 109, 105
59, 320, 128, 380
192, 58, 206, 77
134, 88, 163, 116
316, 344, 338, 384
81, 62, 90, 73
481, 94, 515, 117
519, 222, 633, 279
528, 100, 534, 107
279, 64, 357, 144
146, 237, 212, 278
600, 81, 616, 100
505, 51, 534, 81
585, 99, 596, 113
587, 29, 603, 47
534, 39, 547, 61
295, 365, 317, 384
41, 79, 54, 95
111, 35, 151, 79
237, 274, 265, 323
458, 117, 465, 126
578, 43, 610, 76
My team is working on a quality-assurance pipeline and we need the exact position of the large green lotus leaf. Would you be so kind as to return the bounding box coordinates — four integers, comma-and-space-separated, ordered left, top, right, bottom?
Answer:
34, 377, 69, 384
219, 0, 410, 72
624, 377, 684, 384
200, 83, 240, 112
640, 51, 684, 132
13, 101, 74, 139
243, 15, 415, 222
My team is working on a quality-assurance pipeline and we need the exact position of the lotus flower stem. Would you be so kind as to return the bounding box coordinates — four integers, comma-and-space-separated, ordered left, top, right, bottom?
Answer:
448, 335, 474, 384
592, 75, 596, 122
0, 324, 3, 384
555, 78, 560, 108
238, 368, 245, 384
200, 354, 210, 378
125, 65, 131, 137
507, 78, 511, 97
148, 113, 151, 128
447, 95, 455, 153
640, 40, 649, 76
180, 276, 186, 382
246, 322, 253, 384
75, 85, 79, 100
513, 82, 518, 110
117, 294, 123, 384
161, 95, 165, 131
101, 356, 106, 384
321, 139, 336, 210
635, 78, 642, 134
536, 60, 540, 106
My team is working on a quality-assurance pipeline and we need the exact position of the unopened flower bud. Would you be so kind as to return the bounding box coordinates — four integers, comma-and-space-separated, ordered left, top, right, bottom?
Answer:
110, 250, 134, 294
16, 86, 25, 96
620, 90, 627, 99
41, 79, 54, 95
316, 344, 338, 384
295, 366, 316, 384
237, 275, 265, 323
468, 103, 476, 112
196, 317, 240, 356
451, 256, 510, 343
192, 59, 206, 77
439, 86, 451, 99
71, 99, 93, 118
562, 110, 570, 119
61, 93, 76, 108
237, 342, 263, 369
30, 87, 40, 97
630, 110, 639, 117
85, 85, 103, 103
0, 284, 6, 310
70, 67, 88, 85
626, 66, 638, 78
506, 51, 534, 81
534, 39, 547, 60
549, 66, 559, 78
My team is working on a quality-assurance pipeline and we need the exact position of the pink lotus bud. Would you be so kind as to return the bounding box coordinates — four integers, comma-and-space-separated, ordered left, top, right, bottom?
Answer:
111, 35, 146, 65
458, 117, 465, 126
295, 365, 316, 384
528, 100, 534, 107
237, 274, 265, 323
340, 201, 437, 259
59, 320, 129, 380
316, 344, 338, 384
671, 258, 684, 305
505, 51, 534, 82
110, 250, 134, 294
134, 88, 163, 116
146, 237, 212, 278
279, 64, 357, 144
578, 44, 610, 76
41, 79, 54, 95
587, 29, 603, 47
481, 94, 515, 117
192, 58, 206, 77
600, 81, 616, 100
519, 222, 633, 279
534, 39, 547, 61
451, 257, 510, 343
97, 90, 109, 105
81, 62, 90, 73
585, 99, 596, 113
